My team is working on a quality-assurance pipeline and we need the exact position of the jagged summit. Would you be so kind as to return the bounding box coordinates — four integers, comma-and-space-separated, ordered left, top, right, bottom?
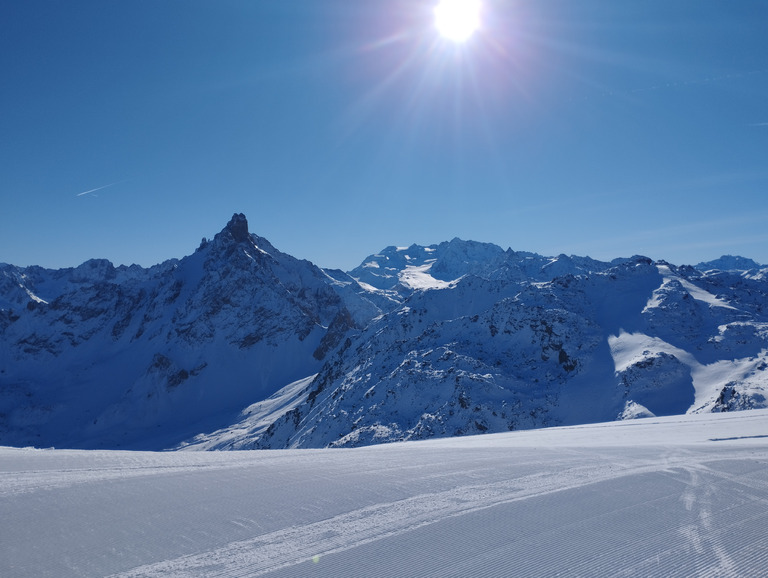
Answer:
206, 212, 252, 246
197, 213, 278, 262
224, 213, 250, 243
196, 213, 252, 253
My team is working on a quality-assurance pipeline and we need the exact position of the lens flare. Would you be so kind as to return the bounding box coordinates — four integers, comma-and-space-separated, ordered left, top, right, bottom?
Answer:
434, 0, 481, 43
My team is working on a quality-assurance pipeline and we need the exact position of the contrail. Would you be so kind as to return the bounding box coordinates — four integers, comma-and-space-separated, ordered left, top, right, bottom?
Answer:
75, 180, 125, 197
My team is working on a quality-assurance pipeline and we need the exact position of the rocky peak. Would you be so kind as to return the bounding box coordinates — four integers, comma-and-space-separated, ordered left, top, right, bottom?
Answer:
224, 213, 250, 243
72, 258, 117, 283
206, 213, 255, 256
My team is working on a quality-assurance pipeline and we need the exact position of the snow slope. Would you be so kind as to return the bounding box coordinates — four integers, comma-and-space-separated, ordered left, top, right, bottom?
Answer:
2, 409, 767, 577
173, 375, 316, 451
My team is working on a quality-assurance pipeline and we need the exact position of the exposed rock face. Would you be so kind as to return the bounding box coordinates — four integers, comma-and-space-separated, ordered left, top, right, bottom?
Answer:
223, 212, 250, 243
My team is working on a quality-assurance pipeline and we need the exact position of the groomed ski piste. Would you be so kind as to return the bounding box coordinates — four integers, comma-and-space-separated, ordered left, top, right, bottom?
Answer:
2, 410, 767, 577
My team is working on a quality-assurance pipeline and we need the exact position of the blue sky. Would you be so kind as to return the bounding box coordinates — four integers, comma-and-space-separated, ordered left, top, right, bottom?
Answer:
2, 0, 767, 270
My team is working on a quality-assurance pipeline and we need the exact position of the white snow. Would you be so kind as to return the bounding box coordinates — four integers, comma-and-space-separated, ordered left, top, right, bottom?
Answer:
175, 375, 316, 450
2, 410, 767, 577
618, 399, 656, 419
355, 279, 387, 293
244, 244, 272, 259
609, 331, 768, 411
398, 261, 453, 290
609, 331, 697, 374
21, 285, 47, 304
677, 277, 739, 310
646, 265, 739, 312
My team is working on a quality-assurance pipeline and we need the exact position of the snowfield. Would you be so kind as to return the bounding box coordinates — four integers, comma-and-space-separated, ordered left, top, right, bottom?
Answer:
2, 410, 768, 577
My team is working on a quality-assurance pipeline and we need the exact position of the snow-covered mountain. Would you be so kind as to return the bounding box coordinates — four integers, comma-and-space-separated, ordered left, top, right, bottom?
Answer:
348, 238, 626, 293
2, 214, 767, 450
695, 255, 764, 272
0, 214, 353, 449
249, 256, 768, 449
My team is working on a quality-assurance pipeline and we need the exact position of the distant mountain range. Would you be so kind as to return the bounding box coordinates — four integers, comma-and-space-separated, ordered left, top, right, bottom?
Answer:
2, 213, 766, 449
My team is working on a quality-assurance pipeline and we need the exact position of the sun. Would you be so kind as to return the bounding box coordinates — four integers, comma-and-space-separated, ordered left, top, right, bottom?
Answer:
434, 0, 481, 43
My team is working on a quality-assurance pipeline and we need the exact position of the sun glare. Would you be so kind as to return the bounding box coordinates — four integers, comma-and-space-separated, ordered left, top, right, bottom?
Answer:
434, 0, 481, 43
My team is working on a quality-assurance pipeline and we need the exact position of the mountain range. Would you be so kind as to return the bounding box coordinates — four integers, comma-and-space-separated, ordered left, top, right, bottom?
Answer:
1, 213, 766, 449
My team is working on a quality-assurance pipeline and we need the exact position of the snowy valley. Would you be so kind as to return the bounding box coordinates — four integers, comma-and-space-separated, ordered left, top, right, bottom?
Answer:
1, 213, 767, 450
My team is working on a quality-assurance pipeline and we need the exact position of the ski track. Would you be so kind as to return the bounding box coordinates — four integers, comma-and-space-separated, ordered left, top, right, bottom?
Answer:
109, 452, 768, 578
2, 411, 768, 577
109, 461, 657, 577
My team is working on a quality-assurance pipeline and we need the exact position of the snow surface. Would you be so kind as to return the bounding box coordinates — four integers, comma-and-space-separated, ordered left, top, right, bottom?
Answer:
646, 265, 739, 312
398, 261, 454, 290
2, 410, 768, 577
174, 375, 315, 451
609, 331, 768, 412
